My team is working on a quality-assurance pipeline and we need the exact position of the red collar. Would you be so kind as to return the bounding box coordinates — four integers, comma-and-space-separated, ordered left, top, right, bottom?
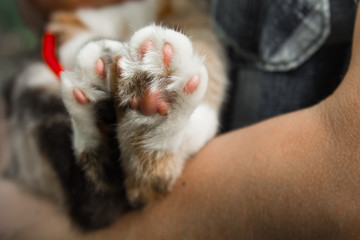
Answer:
42, 33, 64, 81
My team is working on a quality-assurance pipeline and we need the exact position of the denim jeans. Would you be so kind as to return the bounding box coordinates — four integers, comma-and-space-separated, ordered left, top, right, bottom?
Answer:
212, 0, 357, 131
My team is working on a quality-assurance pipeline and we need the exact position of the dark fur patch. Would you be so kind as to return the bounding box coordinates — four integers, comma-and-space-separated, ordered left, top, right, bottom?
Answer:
14, 88, 132, 230
1, 76, 17, 117
15, 88, 67, 121
94, 97, 118, 124
36, 117, 129, 230
76, 98, 125, 193
2, 155, 19, 178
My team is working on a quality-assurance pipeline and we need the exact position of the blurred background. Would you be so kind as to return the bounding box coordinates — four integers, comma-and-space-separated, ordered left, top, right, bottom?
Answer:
0, 0, 39, 89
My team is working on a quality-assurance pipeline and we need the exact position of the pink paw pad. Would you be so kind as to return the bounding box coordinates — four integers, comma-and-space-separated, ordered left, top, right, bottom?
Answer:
130, 90, 169, 116
134, 41, 175, 116
73, 88, 89, 104
139, 90, 159, 116
140, 90, 169, 116
141, 40, 153, 58
183, 75, 200, 94
95, 59, 105, 80
157, 101, 169, 116
116, 57, 124, 76
162, 43, 174, 68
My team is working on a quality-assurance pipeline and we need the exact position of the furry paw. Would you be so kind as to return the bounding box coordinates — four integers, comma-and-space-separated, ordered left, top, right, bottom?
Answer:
60, 39, 126, 154
113, 25, 208, 116
113, 25, 208, 206
61, 25, 210, 206
60, 40, 129, 192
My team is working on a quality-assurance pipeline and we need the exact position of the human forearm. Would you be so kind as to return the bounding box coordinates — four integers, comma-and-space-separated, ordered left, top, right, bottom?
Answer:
91, 105, 353, 240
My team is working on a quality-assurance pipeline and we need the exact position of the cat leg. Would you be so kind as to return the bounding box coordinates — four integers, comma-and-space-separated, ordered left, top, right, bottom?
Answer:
61, 39, 127, 192
112, 25, 214, 206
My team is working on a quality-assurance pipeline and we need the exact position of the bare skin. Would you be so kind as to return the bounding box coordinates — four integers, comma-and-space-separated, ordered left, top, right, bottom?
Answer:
2, 2, 360, 240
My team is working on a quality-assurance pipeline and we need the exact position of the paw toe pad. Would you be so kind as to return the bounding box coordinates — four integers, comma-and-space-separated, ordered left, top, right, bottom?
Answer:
95, 59, 105, 80
73, 88, 89, 104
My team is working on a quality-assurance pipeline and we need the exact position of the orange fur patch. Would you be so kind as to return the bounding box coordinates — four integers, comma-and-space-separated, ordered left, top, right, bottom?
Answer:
124, 151, 176, 206
48, 11, 88, 45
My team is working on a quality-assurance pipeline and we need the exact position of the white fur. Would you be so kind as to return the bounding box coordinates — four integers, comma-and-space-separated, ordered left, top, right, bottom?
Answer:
57, 4, 157, 158
60, 39, 128, 154
117, 26, 209, 154
181, 103, 219, 156
59, 32, 99, 70
60, 74, 103, 154
77, 1, 155, 40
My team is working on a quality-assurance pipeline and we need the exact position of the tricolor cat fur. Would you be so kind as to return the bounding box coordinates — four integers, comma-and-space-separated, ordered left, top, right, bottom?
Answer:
2, 0, 227, 230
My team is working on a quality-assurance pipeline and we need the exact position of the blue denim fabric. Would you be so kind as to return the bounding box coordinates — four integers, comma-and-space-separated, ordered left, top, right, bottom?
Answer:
212, 0, 357, 131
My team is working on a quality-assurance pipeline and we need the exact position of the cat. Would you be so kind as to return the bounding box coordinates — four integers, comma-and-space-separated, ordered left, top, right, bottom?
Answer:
1, 0, 227, 230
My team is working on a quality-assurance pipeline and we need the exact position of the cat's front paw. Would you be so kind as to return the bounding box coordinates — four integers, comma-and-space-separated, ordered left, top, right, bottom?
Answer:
61, 39, 127, 143
60, 40, 128, 191
61, 63, 109, 154
113, 25, 208, 117
112, 25, 209, 206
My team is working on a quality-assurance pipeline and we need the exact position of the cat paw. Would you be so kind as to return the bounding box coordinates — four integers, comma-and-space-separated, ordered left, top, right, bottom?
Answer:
113, 25, 209, 206
60, 39, 126, 153
113, 25, 208, 118
67, 58, 106, 104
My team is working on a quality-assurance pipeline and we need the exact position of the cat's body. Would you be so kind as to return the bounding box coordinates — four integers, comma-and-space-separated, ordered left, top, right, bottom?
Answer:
2, 0, 227, 230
